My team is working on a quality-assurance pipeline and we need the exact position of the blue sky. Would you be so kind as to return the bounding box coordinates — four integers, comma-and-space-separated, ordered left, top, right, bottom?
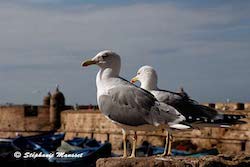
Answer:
0, 0, 249, 105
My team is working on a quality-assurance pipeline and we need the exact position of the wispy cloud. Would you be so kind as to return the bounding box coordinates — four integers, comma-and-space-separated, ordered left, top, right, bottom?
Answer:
0, 1, 249, 104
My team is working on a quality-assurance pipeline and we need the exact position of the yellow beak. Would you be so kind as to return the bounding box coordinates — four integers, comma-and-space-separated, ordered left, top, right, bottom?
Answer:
130, 76, 139, 83
81, 59, 97, 67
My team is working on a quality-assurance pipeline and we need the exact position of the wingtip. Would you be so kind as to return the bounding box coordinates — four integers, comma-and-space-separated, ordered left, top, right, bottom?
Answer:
224, 114, 246, 120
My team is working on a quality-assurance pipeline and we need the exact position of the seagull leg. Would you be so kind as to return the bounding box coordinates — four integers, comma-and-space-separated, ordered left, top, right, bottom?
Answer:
158, 130, 169, 157
167, 130, 173, 156
122, 129, 127, 158
128, 131, 137, 158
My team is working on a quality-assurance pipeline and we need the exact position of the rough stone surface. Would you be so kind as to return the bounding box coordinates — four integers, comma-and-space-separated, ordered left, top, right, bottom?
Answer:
61, 109, 250, 154
96, 154, 250, 167
0, 105, 51, 137
0, 102, 250, 155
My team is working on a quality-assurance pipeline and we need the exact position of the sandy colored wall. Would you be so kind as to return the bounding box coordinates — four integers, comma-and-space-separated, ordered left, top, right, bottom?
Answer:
60, 105, 250, 154
0, 105, 51, 138
0, 102, 250, 155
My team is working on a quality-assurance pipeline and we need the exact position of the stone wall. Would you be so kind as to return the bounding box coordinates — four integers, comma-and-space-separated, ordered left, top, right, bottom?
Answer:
96, 154, 250, 167
0, 105, 51, 138
0, 102, 250, 155
60, 103, 250, 155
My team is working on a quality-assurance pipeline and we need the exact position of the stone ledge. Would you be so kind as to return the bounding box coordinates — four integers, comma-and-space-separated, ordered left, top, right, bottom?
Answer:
96, 154, 250, 167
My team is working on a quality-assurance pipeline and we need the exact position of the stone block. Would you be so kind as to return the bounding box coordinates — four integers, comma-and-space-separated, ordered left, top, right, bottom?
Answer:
96, 154, 250, 167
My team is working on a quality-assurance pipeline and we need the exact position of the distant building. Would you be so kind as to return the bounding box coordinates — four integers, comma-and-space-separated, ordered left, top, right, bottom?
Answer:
43, 92, 51, 106
50, 87, 65, 130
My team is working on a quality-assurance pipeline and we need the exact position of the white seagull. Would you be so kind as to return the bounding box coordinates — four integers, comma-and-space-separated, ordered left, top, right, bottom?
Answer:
131, 65, 246, 155
81, 51, 190, 158
131, 65, 246, 126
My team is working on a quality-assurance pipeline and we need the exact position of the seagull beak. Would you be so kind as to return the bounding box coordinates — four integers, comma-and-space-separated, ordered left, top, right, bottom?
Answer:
130, 76, 139, 83
81, 59, 97, 67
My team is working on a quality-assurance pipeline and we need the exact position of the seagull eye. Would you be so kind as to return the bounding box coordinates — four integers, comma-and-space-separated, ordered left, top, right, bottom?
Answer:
102, 54, 109, 58
137, 72, 140, 75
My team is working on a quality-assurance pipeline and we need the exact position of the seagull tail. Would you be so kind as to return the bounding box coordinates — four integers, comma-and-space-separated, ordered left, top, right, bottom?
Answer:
169, 123, 192, 130
173, 120, 194, 130
219, 114, 247, 125
183, 104, 247, 125
201, 105, 247, 125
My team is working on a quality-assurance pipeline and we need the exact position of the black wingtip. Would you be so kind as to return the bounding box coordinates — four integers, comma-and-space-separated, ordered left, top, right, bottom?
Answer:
224, 114, 246, 120
220, 114, 247, 125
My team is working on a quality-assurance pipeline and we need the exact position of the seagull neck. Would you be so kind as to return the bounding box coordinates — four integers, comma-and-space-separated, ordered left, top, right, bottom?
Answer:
141, 79, 158, 91
97, 67, 119, 80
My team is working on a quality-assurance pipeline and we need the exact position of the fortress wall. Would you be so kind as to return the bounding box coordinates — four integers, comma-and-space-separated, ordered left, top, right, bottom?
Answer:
60, 105, 250, 154
0, 105, 51, 138
24, 106, 51, 131
0, 106, 25, 131
215, 102, 245, 110
245, 103, 250, 110
0, 102, 250, 154
60, 110, 120, 133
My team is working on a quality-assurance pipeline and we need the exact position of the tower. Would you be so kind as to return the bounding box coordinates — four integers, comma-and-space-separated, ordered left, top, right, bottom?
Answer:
50, 86, 65, 130
43, 92, 51, 106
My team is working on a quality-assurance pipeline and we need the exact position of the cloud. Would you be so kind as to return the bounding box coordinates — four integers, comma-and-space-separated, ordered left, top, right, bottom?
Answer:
0, 1, 249, 104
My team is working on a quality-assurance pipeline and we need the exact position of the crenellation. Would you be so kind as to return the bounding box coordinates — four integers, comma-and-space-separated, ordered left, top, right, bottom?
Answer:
245, 103, 250, 110
215, 102, 245, 111
202, 103, 216, 108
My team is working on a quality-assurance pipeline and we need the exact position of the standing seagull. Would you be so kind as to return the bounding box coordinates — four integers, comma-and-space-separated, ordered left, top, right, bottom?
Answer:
81, 51, 189, 158
131, 65, 246, 125
131, 65, 246, 154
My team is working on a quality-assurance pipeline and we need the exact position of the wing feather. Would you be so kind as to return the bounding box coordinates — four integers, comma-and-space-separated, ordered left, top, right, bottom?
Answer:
98, 84, 185, 127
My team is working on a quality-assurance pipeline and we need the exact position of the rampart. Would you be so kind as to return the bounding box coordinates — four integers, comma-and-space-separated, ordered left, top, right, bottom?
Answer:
0, 100, 249, 155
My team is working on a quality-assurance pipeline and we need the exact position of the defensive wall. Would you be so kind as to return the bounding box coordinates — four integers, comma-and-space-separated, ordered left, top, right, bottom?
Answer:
59, 103, 250, 155
0, 88, 249, 154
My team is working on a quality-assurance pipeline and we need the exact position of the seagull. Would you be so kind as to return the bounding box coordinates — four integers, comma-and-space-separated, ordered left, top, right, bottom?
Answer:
131, 65, 246, 126
131, 65, 246, 155
81, 51, 190, 158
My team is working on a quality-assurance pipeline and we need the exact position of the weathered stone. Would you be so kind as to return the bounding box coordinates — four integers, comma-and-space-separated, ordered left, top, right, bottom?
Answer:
96, 154, 250, 167
215, 102, 245, 111
1, 101, 250, 155
0, 105, 51, 138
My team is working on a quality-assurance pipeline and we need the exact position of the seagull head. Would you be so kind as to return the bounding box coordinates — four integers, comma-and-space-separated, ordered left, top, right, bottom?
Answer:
131, 65, 158, 90
81, 50, 121, 70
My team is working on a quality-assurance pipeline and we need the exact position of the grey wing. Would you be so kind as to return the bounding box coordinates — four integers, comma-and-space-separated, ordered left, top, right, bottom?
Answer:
99, 85, 185, 127
153, 90, 183, 105
151, 101, 186, 125
154, 90, 228, 123
98, 86, 155, 126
